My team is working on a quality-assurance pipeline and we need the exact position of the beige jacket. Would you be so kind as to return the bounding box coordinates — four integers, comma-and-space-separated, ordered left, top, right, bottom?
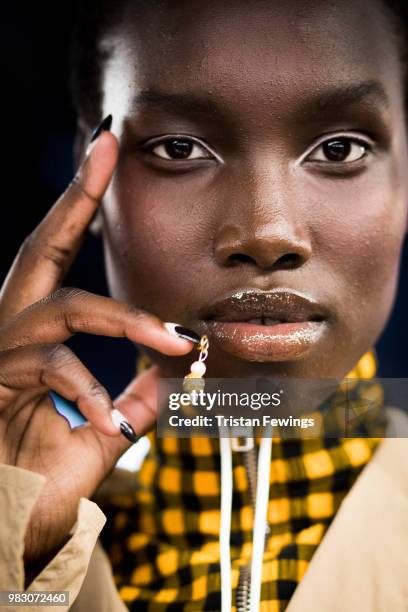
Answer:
1, 408, 408, 612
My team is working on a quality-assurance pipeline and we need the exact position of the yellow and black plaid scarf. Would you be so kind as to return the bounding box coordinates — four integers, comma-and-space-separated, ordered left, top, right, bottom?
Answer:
100, 350, 385, 611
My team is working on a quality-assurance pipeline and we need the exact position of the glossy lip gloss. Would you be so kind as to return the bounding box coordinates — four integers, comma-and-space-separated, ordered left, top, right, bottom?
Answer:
201, 289, 330, 362
204, 319, 327, 362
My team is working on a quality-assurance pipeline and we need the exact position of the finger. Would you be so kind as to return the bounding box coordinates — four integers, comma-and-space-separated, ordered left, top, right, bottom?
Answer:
0, 128, 118, 324
0, 343, 118, 436
82, 366, 161, 460
114, 365, 160, 433
0, 288, 196, 356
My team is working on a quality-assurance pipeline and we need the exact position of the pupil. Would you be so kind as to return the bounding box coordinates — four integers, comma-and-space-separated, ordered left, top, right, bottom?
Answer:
165, 139, 193, 159
323, 139, 351, 161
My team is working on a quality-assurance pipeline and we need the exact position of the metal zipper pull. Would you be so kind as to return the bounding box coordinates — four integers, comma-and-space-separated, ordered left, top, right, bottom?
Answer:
231, 436, 254, 452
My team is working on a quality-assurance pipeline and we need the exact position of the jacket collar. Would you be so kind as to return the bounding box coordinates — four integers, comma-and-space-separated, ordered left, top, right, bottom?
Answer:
287, 407, 408, 611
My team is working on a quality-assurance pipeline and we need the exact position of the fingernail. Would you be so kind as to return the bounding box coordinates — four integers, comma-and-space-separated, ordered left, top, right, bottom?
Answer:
164, 323, 201, 343
120, 422, 139, 444
86, 114, 113, 156
90, 114, 112, 142
111, 409, 139, 444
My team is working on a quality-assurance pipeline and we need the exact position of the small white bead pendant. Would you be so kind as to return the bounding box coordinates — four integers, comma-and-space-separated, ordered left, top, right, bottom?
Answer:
190, 360, 206, 377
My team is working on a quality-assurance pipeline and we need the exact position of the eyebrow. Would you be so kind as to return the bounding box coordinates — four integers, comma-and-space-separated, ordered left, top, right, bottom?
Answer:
307, 80, 389, 113
133, 91, 217, 116
132, 80, 389, 118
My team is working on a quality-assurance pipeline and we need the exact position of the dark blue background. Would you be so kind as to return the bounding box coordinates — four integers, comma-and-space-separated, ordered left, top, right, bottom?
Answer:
1, 3, 406, 401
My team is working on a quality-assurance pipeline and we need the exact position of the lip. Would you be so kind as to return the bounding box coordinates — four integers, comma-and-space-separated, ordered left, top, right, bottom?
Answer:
201, 289, 330, 362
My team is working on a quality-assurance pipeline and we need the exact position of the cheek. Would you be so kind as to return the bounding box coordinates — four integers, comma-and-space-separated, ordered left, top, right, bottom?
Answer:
312, 164, 407, 344
101, 162, 213, 312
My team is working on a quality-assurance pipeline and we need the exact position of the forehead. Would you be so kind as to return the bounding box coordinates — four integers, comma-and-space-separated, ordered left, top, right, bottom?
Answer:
101, 0, 403, 119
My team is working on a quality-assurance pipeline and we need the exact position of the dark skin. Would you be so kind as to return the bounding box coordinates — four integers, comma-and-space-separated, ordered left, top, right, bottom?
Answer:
0, 0, 406, 565
99, 0, 408, 379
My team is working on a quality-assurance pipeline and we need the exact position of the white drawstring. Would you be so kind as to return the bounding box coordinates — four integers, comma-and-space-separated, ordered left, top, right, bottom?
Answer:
219, 426, 273, 612
249, 427, 273, 612
219, 433, 233, 612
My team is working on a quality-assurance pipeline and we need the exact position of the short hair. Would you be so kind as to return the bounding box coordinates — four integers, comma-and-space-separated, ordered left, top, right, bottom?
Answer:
69, 0, 408, 128
69, 0, 123, 128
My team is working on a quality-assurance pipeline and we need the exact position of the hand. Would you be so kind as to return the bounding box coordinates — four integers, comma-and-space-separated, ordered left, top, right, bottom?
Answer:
0, 127, 194, 563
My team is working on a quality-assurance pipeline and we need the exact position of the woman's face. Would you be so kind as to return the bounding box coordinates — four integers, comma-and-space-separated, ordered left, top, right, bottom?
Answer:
97, 0, 407, 378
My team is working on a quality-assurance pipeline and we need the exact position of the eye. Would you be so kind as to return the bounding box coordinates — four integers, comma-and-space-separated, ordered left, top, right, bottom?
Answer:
149, 137, 214, 161
306, 137, 369, 163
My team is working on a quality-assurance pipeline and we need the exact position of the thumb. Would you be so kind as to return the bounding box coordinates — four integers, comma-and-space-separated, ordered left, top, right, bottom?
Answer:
88, 366, 161, 463
114, 365, 160, 435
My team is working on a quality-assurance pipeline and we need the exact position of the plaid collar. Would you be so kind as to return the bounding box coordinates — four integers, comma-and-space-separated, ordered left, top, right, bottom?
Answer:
101, 349, 385, 610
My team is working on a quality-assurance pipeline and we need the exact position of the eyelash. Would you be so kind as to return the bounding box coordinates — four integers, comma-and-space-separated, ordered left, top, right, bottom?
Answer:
301, 132, 373, 166
142, 132, 374, 168
143, 135, 221, 163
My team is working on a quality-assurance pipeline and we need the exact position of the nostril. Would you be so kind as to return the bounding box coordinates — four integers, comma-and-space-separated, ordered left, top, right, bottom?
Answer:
276, 253, 303, 269
226, 252, 303, 269
228, 253, 256, 266
279, 253, 294, 264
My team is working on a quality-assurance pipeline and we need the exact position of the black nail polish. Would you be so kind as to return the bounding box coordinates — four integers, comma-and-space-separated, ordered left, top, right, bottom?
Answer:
90, 114, 113, 143
120, 421, 139, 444
174, 326, 201, 343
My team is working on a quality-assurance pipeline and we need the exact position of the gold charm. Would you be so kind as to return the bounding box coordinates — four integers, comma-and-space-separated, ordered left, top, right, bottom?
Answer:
182, 334, 209, 394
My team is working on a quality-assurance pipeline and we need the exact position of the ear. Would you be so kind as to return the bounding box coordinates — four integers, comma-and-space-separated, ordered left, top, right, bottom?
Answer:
73, 121, 103, 236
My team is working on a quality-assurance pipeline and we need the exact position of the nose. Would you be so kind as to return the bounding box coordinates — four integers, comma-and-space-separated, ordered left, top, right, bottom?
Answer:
213, 170, 312, 272
214, 225, 310, 271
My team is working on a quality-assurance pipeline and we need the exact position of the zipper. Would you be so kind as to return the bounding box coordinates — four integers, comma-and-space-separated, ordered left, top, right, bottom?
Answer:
236, 563, 251, 612
235, 441, 271, 612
